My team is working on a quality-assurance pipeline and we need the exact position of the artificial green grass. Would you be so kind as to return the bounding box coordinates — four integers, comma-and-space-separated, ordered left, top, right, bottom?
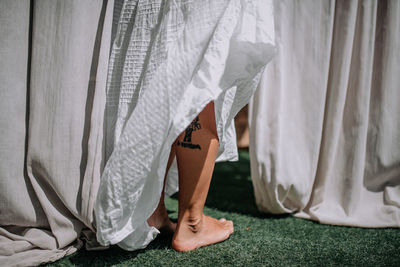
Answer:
48, 151, 400, 266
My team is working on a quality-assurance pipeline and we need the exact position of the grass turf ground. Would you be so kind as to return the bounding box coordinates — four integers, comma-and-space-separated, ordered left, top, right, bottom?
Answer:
48, 151, 400, 266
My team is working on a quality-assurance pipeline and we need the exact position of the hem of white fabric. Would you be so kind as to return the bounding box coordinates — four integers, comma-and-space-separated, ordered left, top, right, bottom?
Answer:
98, 223, 160, 247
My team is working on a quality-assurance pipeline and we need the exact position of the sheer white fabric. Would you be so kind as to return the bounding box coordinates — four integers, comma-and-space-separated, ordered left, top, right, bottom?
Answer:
96, 0, 275, 250
249, 0, 400, 227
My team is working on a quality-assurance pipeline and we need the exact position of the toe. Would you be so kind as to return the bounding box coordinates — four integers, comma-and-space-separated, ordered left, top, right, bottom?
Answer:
224, 220, 234, 234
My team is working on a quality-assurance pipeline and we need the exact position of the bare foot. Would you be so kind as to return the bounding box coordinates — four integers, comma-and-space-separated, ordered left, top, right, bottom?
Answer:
147, 202, 176, 234
172, 214, 234, 252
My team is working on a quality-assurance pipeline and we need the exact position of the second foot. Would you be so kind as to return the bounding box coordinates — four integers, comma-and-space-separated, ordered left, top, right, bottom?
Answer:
172, 214, 234, 252
147, 207, 177, 235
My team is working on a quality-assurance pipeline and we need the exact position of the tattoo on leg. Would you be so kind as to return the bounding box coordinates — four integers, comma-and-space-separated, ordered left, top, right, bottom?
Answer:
177, 116, 202, 150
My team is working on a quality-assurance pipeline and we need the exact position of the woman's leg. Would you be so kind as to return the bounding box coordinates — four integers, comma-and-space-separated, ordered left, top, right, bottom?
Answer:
147, 146, 177, 233
172, 102, 234, 252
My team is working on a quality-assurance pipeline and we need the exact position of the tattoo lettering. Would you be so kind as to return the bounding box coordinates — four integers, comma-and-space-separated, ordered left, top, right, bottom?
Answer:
177, 116, 202, 150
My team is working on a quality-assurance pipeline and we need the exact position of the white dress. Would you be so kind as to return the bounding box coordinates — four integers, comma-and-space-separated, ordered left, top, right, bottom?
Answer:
96, 0, 275, 250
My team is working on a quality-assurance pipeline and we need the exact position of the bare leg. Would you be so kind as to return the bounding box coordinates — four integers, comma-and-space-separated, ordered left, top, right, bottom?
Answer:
172, 102, 234, 252
147, 146, 177, 233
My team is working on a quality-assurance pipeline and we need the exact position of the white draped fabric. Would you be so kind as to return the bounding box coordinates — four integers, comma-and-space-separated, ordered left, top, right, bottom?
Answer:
249, 0, 400, 227
96, 0, 275, 250
0, 1, 114, 266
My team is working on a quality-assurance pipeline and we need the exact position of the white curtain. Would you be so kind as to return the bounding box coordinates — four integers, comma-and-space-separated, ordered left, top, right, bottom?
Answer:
0, 1, 113, 266
250, 0, 400, 227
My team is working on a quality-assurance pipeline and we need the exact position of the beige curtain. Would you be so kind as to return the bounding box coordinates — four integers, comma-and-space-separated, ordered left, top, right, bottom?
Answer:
0, 1, 113, 266
250, 0, 400, 227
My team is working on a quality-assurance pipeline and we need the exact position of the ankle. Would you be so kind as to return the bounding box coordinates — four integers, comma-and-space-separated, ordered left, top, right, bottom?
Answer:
178, 212, 204, 233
